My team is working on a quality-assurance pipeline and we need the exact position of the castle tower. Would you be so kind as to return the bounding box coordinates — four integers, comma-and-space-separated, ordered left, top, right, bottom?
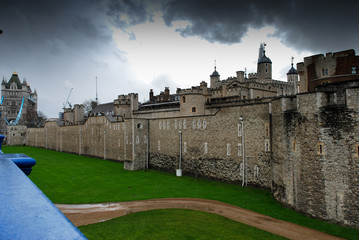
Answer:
258, 43, 266, 61
0, 72, 38, 128
257, 45, 272, 81
287, 57, 299, 94
210, 66, 220, 88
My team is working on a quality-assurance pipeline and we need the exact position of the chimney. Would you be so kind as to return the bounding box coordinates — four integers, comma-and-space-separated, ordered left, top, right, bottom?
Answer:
164, 87, 170, 101
149, 89, 154, 102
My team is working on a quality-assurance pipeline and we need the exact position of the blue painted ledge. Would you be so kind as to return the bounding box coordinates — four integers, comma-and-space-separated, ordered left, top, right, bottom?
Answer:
0, 156, 87, 240
3, 153, 36, 176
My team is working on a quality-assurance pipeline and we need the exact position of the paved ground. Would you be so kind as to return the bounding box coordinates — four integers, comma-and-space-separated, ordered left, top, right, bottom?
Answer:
56, 198, 344, 240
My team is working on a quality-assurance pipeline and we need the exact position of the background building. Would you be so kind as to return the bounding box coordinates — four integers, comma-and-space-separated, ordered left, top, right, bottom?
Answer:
298, 49, 359, 92
0, 72, 38, 134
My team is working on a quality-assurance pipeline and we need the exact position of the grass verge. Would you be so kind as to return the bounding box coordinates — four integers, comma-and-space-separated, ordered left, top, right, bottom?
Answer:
79, 209, 287, 240
4, 146, 359, 239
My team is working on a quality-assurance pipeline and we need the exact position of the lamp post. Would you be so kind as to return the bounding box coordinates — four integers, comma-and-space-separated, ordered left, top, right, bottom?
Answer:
239, 116, 245, 186
177, 131, 182, 176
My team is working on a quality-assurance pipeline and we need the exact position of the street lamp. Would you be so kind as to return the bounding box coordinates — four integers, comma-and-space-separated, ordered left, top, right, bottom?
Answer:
239, 116, 245, 186
177, 131, 182, 177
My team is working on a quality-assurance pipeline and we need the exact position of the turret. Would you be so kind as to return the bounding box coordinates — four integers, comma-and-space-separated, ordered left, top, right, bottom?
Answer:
149, 89, 154, 102
210, 64, 220, 88
287, 57, 299, 94
257, 50, 272, 80
1, 78, 6, 90
236, 71, 245, 83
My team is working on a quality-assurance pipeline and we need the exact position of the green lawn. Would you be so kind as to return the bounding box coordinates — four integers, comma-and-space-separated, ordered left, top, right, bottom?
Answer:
79, 209, 287, 240
4, 146, 359, 239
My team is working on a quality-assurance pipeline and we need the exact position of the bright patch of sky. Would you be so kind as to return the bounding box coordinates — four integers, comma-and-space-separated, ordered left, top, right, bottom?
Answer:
112, 14, 312, 99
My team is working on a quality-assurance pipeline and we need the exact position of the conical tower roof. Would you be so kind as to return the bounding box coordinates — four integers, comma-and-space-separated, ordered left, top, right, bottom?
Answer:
287, 58, 298, 75
287, 65, 298, 75
210, 67, 220, 77
258, 50, 272, 64
6, 72, 22, 89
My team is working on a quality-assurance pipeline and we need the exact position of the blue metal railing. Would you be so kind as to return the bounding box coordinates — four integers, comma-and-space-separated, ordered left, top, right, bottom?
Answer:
0, 136, 87, 240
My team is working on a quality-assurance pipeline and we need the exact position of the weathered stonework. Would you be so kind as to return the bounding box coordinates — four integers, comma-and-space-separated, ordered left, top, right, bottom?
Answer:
271, 85, 359, 228
9, 82, 357, 228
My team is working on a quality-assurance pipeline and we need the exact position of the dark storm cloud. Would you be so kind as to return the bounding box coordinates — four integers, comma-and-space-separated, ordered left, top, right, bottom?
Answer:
0, 0, 112, 57
106, 0, 153, 28
159, 0, 359, 52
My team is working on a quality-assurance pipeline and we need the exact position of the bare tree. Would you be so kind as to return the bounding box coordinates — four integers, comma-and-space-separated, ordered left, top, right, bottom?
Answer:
36, 111, 47, 127
83, 99, 98, 115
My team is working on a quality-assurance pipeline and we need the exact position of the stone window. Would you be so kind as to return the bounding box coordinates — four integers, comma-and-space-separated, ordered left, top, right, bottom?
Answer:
265, 139, 270, 152
227, 143, 231, 156
292, 141, 297, 152
254, 165, 259, 178
159, 121, 162, 129
317, 142, 324, 155
264, 123, 270, 138
352, 66, 357, 74
183, 142, 187, 153
158, 140, 161, 151
354, 144, 359, 157
197, 119, 201, 129
238, 143, 242, 157
136, 123, 142, 129
182, 96, 186, 103
192, 107, 196, 113
238, 124, 242, 137
239, 162, 243, 177
144, 135, 147, 144
322, 68, 329, 76
204, 142, 208, 155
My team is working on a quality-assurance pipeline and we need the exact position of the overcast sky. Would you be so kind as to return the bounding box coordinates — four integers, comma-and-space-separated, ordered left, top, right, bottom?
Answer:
1, 0, 358, 118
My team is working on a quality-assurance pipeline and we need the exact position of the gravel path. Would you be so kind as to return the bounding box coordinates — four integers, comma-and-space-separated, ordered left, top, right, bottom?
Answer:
56, 198, 344, 240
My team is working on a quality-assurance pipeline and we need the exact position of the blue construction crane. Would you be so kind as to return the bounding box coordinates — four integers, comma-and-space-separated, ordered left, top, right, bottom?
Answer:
63, 88, 73, 109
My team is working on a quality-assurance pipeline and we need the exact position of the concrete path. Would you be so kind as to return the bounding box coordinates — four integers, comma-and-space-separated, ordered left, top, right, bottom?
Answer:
56, 198, 344, 240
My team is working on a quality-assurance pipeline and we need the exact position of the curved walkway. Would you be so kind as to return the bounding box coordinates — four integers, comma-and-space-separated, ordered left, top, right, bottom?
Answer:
56, 198, 344, 240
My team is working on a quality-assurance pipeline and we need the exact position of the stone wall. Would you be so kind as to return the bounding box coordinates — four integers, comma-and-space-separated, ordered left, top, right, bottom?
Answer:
271, 90, 359, 228
18, 85, 359, 228
148, 103, 271, 188
26, 116, 148, 171
6, 125, 27, 145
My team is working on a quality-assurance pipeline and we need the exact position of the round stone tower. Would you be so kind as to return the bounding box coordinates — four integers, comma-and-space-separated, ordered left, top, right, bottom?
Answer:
287, 58, 299, 94
210, 66, 220, 88
257, 50, 272, 81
